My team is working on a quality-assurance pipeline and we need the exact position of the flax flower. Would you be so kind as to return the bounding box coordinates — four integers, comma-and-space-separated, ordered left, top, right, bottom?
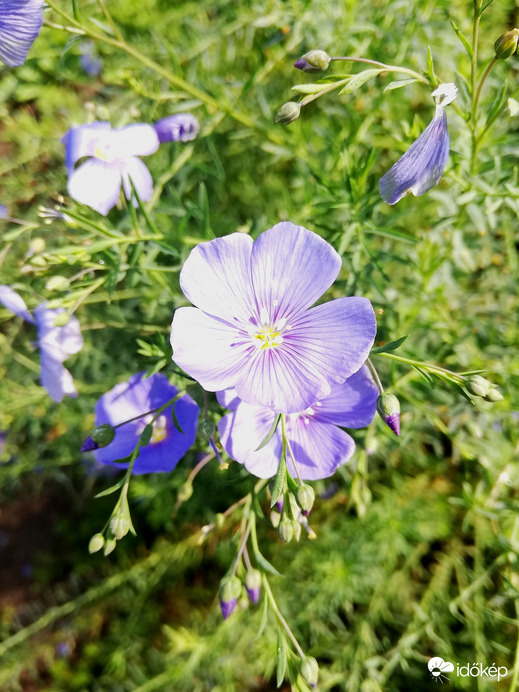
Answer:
153, 113, 200, 143
0, 285, 83, 402
171, 222, 376, 414
93, 372, 199, 474
61, 122, 160, 215
0, 0, 43, 67
217, 366, 378, 480
379, 83, 458, 205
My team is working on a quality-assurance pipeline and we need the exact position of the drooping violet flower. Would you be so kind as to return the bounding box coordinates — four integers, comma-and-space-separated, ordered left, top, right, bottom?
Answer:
61, 122, 159, 215
379, 83, 458, 205
0, 0, 43, 68
0, 285, 83, 402
171, 223, 376, 414
93, 372, 199, 474
217, 365, 378, 480
153, 113, 200, 143
79, 41, 102, 77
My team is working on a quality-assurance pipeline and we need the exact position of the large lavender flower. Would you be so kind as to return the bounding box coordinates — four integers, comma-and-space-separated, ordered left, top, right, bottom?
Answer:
93, 372, 199, 474
171, 223, 376, 414
0, 0, 43, 67
0, 285, 83, 402
61, 122, 160, 215
379, 83, 458, 205
217, 366, 378, 480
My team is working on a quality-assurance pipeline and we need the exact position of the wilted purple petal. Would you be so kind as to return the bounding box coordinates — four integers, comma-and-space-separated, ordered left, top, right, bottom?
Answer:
312, 365, 378, 427
67, 158, 122, 216
34, 306, 83, 362
121, 157, 154, 203
379, 106, 450, 205
154, 113, 200, 143
0, 0, 44, 68
0, 285, 35, 324
61, 122, 111, 174
40, 351, 78, 403
94, 372, 199, 474
250, 222, 342, 322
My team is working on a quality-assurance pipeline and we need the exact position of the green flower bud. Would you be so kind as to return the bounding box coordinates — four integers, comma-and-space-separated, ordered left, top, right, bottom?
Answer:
45, 275, 70, 292
292, 519, 302, 542
88, 533, 105, 554
494, 29, 519, 59
244, 569, 262, 604
93, 424, 116, 446
294, 49, 331, 73
467, 375, 492, 398
103, 538, 117, 556
270, 510, 281, 528
300, 657, 319, 687
295, 483, 315, 516
278, 515, 294, 543
275, 101, 301, 125
484, 388, 503, 402
219, 575, 242, 619
376, 394, 400, 436
110, 514, 130, 540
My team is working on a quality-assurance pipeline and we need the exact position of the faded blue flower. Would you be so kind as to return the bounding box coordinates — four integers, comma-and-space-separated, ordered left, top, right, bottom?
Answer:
79, 41, 102, 77
61, 122, 160, 215
0, 285, 83, 402
379, 83, 458, 205
217, 365, 378, 480
0, 0, 43, 67
93, 372, 200, 474
153, 113, 200, 143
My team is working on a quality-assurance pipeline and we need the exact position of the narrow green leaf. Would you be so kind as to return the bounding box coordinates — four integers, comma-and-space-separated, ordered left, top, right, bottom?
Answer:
71, 0, 80, 21
255, 413, 281, 451
94, 478, 126, 499
485, 84, 507, 129
255, 552, 281, 576
276, 634, 288, 688
338, 69, 383, 96
371, 335, 409, 354
426, 47, 437, 85
128, 177, 161, 236
365, 225, 418, 244
171, 404, 184, 434
450, 21, 474, 59
270, 453, 287, 508
291, 83, 327, 95
254, 586, 270, 641
140, 423, 153, 447
383, 78, 419, 93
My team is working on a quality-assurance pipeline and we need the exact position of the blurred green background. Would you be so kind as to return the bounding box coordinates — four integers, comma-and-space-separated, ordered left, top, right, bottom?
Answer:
0, 0, 518, 689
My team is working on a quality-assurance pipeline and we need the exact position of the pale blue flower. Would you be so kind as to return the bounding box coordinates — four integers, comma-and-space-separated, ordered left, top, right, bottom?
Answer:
0, 286, 83, 402
154, 113, 200, 143
0, 0, 43, 67
379, 83, 458, 205
61, 122, 160, 215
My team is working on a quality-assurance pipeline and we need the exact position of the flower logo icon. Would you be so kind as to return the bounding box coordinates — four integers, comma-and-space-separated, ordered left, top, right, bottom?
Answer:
428, 657, 454, 683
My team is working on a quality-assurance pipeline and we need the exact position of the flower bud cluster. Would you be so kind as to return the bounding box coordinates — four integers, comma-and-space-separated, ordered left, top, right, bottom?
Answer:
219, 568, 263, 618
466, 375, 503, 402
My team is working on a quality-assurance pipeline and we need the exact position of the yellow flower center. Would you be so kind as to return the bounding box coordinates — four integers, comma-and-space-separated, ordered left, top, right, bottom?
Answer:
251, 307, 290, 350
141, 414, 168, 444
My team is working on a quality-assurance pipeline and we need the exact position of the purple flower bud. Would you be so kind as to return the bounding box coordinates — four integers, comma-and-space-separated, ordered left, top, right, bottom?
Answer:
244, 569, 262, 604
153, 113, 200, 144
376, 394, 400, 436
294, 49, 331, 73
219, 575, 241, 619
80, 435, 99, 452
295, 483, 315, 516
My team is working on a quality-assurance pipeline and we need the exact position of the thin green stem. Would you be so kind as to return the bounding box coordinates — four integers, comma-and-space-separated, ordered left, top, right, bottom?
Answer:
366, 358, 384, 394
96, 0, 124, 41
474, 57, 497, 116
330, 56, 429, 84
281, 415, 303, 485
262, 576, 306, 659
231, 513, 253, 577
470, 1, 482, 173
373, 351, 465, 385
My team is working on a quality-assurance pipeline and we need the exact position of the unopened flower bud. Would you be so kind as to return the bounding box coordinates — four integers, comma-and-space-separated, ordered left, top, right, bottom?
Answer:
92, 424, 116, 446
295, 484, 315, 516
275, 101, 301, 125
300, 656, 319, 687
376, 394, 400, 436
244, 569, 262, 604
80, 436, 98, 452
292, 519, 302, 542
494, 29, 519, 60
219, 575, 242, 619
294, 49, 331, 73
278, 516, 294, 543
88, 533, 105, 554
110, 514, 130, 540
103, 538, 117, 556
270, 510, 281, 528
467, 375, 493, 398
484, 388, 503, 402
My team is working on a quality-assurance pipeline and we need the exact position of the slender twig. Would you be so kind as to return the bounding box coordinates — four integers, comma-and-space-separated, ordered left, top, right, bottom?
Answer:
366, 358, 384, 395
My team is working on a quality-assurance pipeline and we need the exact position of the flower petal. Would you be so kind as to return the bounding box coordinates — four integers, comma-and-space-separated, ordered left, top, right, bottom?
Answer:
250, 222, 342, 321
286, 417, 355, 480
179, 233, 256, 322
112, 124, 159, 158
40, 353, 78, 403
379, 106, 450, 205
171, 307, 252, 391
61, 122, 111, 174
0, 0, 44, 67
311, 365, 378, 428
285, 297, 377, 387
154, 113, 200, 143
218, 402, 282, 479
67, 158, 122, 215
121, 157, 154, 203
34, 306, 83, 362
0, 285, 35, 324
